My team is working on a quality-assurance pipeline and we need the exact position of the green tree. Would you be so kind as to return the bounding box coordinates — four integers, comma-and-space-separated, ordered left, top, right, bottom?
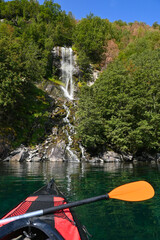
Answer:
76, 86, 105, 152
38, 0, 61, 23
152, 21, 159, 29
77, 51, 92, 82
73, 16, 110, 63
52, 11, 76, 46
0, 35, 44, 110
77, 49, 160, 154
119, 31, 160, 60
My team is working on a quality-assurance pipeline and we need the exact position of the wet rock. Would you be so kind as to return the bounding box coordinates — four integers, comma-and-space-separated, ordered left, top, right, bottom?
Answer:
89, 157, 104, 163
45, 83, 54, 94
46, 141, 66, 161
9, 145, 25, 156
3, 156, 10, 162
10, 147, 29, 162
156, 153, 160, 161
134, 152, 156, 161
31, 156, 42, 162
65, 148, 80, 162
30, 149, 39, 154
142, 152, 156, 161
101, 151, 121, 162
121, 153, 133, 162
52, 127, 58, 135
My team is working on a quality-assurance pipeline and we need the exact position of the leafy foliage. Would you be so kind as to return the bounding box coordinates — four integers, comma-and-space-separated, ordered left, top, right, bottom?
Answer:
73, 16, 110, 63
119, 31, 160, 60
1, 0, 160, 155
77, 49, 160, 154
2, 84, 51, 147
76, 86, 105, 152
0, 0, 76, 147
0, 33, 44, 108
76, 51, 93, 82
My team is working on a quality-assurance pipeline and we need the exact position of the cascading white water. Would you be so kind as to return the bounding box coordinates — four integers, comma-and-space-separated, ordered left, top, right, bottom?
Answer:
60, 47, 74, 100
63, 104, 79, 162
79, 143, 85, 160
52, 46, 84, 162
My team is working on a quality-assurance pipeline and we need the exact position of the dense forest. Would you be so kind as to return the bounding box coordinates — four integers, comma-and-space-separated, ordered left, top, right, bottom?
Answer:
0, 0, 160, 156
0, 0, 76, 147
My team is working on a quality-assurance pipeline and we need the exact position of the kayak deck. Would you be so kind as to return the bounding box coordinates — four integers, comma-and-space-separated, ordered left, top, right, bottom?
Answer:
0, 179, 88, 240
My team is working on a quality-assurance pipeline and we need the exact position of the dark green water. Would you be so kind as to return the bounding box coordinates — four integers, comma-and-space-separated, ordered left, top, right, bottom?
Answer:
0, 161, 160, 240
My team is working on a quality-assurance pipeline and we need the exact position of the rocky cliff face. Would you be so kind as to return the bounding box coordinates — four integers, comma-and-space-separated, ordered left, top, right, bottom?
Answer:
2, 46, 158, 163
2, 80, 82, 162
1, 47, 83, 162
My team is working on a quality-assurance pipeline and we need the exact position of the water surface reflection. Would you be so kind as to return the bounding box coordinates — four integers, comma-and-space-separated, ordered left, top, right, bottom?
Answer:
0, 161, 160, 240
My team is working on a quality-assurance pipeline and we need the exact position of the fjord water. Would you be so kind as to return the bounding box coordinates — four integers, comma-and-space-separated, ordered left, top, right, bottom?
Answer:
0, 161, 160, 240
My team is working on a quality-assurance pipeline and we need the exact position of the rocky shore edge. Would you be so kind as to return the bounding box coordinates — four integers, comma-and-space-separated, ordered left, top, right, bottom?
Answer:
1, 142, 160, 163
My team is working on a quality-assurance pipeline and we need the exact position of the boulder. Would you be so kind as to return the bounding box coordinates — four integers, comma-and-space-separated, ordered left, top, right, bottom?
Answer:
46, 141, 66, 161
31, 156, 42, 162
101, 151, 121, 162
10, 147, 29, 162
45, 83, 54, 94
121, 153, 133, 162
156, 153, 160, 161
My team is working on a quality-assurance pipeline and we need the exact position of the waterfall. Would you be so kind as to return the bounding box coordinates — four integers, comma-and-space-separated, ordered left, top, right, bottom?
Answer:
60, 47, 74, 100
79, 144, 85, 160
63, 104, 79, 162
51, 46, 84, 162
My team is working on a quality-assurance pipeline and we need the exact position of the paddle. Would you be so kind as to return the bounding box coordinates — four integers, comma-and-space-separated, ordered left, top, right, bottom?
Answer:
0, 181, 154, 225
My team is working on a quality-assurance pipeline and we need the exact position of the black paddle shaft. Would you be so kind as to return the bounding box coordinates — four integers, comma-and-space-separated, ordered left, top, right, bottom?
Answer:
43, 194, 109, 215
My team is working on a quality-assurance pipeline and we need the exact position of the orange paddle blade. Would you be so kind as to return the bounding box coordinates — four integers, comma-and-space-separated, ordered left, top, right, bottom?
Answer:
108, 181, 155, 201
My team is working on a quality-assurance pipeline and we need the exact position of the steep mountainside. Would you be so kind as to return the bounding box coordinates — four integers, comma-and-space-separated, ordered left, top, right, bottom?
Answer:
0, 0, 160, 162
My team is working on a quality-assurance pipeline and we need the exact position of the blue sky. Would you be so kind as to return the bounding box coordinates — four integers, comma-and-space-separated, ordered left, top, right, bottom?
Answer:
40, 0, 159, 26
